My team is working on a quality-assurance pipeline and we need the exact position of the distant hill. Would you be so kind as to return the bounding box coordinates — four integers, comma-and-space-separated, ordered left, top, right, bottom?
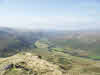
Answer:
0, 27, 100, 74
0, 27, 40, 57
0, 27, 100, 60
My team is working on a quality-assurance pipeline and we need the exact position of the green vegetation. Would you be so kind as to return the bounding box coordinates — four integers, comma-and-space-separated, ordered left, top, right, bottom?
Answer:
46, 39, 100, 60
0, 52, 63, 75
88, 55, 100, 60
35, 40, 48, 48
51, 48, 65, 52
0, 51, 100, 75
0, 28, 100, 75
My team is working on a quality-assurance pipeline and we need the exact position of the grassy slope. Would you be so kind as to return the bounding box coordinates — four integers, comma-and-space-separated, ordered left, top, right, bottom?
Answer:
26, 47, 100, 75
0, 52, 62, 75
0, 52, 100, 75
48, 39, 100, 60
33, 38, 100, 60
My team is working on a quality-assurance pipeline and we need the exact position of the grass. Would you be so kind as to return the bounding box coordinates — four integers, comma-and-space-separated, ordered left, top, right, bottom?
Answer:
0, 51, 100, 75
51, 48, 65, 52
35, 40, 48, 48
4, 68, 29, 75
47, 39, 100, 60
88, 55, 100, 60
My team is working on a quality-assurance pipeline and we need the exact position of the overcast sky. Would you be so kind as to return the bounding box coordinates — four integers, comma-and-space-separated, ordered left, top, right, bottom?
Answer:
0, 0, 99, 30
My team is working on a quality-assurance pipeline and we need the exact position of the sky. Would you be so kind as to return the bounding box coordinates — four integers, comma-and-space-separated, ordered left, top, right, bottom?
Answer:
0, 0, 99, 30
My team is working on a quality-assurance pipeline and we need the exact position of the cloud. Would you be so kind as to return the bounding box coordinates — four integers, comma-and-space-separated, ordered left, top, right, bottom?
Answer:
30, 16, 98, 30
0, 16, 99, 30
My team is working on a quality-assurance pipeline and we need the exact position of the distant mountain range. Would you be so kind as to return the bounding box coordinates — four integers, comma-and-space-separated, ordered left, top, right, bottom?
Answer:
0, 27, 100, 75
0, 27, 100, 59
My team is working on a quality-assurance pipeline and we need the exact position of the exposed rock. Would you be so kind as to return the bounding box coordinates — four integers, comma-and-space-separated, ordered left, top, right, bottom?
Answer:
0, 53, 63, 75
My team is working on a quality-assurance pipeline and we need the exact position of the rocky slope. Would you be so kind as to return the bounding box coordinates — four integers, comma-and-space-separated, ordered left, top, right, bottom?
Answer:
0, 53, 62, 75
0, 52, 100, 75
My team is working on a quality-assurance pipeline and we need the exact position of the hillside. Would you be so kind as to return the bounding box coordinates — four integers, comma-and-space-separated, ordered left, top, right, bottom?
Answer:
0, 28, 100, 75
0, 28, 40, 57
0, 52, 62, 75
0, 52, 100, 75
0, 27, 100, 60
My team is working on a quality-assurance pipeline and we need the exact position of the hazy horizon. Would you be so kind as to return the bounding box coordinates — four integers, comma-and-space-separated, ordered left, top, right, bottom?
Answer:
0, 0, 99, 30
